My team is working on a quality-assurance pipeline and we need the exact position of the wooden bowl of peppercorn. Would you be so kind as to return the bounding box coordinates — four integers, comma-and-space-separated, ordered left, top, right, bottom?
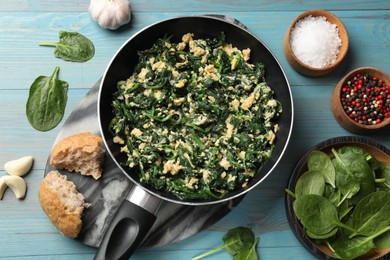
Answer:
331, 67, 390, 134
284, 9, 349, 77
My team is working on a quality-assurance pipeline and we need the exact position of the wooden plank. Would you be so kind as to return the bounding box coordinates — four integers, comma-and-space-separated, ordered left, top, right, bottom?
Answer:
1, 10, 389, 91
1, 0, 390, 12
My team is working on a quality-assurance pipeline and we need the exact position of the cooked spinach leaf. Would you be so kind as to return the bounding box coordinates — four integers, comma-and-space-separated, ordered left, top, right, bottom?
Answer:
39, 31, 95, 62
110, 33, 282, 200
26, 66, 68, 131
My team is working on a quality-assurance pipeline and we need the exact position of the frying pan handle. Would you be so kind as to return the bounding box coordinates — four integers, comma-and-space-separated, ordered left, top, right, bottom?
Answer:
94, 185, 162, 260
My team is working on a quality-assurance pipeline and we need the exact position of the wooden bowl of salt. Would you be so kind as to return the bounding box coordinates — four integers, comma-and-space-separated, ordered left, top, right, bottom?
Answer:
284, 10, 349, 77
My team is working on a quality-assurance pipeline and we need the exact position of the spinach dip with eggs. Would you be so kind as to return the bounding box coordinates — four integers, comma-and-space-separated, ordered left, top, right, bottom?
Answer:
110, 32, 282, 200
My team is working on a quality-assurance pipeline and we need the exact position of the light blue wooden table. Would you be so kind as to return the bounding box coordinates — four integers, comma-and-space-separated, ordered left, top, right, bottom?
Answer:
1, 1, 390, 259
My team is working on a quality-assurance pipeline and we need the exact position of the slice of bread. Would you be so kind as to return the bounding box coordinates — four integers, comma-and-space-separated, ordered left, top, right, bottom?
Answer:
50, 132, 105, 180
38, 171, 90, 238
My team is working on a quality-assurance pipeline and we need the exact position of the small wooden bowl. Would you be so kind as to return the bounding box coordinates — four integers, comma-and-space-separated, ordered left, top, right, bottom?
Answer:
285, 136, 390, 260
331, 67, 390, 134
283, 10, 349, 76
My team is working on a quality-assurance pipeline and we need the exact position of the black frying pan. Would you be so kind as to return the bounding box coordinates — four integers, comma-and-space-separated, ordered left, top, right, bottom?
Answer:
96, 15, 293, 259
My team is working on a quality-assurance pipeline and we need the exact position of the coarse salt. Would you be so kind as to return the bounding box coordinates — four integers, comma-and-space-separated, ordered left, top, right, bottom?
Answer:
290, 15, 342, 69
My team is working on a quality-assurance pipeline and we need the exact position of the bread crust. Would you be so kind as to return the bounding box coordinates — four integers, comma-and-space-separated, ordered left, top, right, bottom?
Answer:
38, 171, 86, 238
50, 132, 104, 179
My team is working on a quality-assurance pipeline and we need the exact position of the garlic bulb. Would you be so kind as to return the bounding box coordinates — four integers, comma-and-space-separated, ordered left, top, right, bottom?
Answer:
89, 0, 132, 30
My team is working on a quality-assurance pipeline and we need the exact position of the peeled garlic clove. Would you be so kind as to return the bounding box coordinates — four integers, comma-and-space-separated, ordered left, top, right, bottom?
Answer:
3, 175, 27, 199
4, 156, 34, 177
0, 177, 7, 200
89, 0, 131, 30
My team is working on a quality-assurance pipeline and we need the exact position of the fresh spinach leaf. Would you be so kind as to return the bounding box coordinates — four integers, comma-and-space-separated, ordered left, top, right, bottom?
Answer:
294, 170, 325, 198
332, 148, 376, 205
233, 237, 259, 260
326, 186, 340, 205
351, 191, 390, 237
306, 227, 338, 240
332, 225, 390, 259
293, 194, 357, 235
323, 184, 347, 209
338, 205, 354, 220
307, 150, 336, 188
26, 66, 68, 131
375, 162, 390, 190
374, 229, 390, 250
223, 227, 256, 255
192, 227, 257, 260
332, 148, 360, 200
338, 146, 380, 171
332, 235, 375, 260
39, 31, 95, 62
